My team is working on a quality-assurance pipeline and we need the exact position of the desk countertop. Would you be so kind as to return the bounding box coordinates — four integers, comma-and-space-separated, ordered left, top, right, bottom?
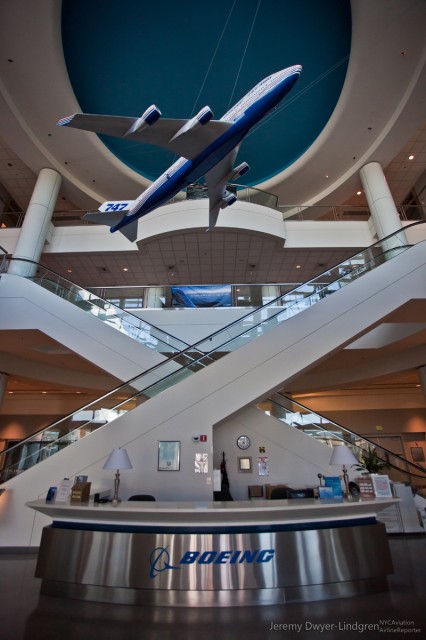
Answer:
27, 497, 398, 529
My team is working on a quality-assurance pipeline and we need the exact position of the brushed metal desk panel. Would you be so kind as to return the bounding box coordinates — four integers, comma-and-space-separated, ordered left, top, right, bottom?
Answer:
36, 523, 392, 592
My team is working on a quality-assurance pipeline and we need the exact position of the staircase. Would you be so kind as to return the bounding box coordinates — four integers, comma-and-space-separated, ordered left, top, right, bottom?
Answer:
1, 221, 425, 484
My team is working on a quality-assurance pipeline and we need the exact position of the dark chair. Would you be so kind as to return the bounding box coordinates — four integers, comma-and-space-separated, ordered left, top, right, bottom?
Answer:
128, 494, 156, 501
248, 485, 263, 499
270, 487, 290, 500
287, 488, 314, 499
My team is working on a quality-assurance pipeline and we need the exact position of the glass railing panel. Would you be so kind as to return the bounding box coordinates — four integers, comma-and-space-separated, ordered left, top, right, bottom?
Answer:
1, 222, 425, 482
1, 257, 189, 355
0, 245, 8, 272
194, 228, 413, 354
265, 394, 426, 486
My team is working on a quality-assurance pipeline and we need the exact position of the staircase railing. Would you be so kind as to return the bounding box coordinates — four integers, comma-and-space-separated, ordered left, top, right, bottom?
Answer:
1, 221, 425, 483
264, 393, 426, 487
0, 255, 189, 355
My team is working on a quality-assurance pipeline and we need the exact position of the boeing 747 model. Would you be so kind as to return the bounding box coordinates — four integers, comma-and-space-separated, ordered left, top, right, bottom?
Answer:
58, 64, 302, 242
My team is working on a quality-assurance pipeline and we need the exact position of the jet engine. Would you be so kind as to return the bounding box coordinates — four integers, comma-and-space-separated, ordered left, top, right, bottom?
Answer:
170, 106, 213, 141
231, 162, 250, 181
221, 191, 238, 208
125, 105, 162, 135
194, 106, 214, 126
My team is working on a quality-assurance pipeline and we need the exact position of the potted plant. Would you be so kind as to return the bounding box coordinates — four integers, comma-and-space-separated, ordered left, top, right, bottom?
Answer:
354, 446, 389, 475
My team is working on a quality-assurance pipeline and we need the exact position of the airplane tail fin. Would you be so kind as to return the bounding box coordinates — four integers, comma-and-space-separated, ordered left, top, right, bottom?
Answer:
83, 210, 126, 227
83, 200, 138, 241
83, 211, 139, 242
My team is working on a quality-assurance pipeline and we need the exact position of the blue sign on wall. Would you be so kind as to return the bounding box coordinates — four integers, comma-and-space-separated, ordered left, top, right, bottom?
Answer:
171, 285, 232, 308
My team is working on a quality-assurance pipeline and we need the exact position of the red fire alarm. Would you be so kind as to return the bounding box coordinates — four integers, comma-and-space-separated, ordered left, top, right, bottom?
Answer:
200, 435, 207, 442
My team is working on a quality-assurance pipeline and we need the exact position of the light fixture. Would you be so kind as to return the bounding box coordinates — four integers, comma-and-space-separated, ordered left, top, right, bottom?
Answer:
329, 444, 358, 496
357, 191, 362, 195
408, 155, 414, 160
103, 448, 133, 503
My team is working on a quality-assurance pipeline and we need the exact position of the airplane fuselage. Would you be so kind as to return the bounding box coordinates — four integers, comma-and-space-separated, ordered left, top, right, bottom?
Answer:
112, 65, 301, 233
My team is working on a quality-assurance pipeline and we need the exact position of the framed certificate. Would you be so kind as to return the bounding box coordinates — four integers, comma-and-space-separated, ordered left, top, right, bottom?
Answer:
411, 446, 425, 462
371, 474, 392, 498
158, 441, 180, 471
238, 456, 252, 473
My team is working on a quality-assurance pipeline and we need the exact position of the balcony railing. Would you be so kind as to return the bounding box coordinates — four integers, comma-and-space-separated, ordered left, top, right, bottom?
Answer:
1, 200, 425, 229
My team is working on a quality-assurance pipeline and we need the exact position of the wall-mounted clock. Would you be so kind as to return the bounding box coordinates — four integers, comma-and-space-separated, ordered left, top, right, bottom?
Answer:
237, 435, 251, 450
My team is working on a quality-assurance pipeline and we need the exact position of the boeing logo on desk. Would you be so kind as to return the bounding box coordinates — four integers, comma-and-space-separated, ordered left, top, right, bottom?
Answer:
149, 547, 275, 578
149, 547, 180, 578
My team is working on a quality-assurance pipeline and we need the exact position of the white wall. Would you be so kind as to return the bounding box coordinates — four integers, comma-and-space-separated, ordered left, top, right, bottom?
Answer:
136, 307, 251, 343
0, 218, 378, 256
214, 407, 336, 501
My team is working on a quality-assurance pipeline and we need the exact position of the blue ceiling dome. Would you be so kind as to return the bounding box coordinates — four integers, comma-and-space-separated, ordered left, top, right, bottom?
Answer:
61, 0, 351, 186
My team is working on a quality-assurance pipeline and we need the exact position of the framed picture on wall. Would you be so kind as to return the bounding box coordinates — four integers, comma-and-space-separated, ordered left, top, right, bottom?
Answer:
238, 456, 252, 473
410, 446, 425, 462
371, 474, 392, 498
158, 441, 181, 471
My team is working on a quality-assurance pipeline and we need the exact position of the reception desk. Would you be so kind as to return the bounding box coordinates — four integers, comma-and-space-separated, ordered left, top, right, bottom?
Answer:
28, 497, 397, 607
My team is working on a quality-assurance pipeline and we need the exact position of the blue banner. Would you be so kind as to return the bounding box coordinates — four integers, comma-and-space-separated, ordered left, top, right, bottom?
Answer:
171, 285, 232, 308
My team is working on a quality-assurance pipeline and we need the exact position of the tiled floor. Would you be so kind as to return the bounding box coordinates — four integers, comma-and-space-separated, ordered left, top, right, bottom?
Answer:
1, 535, 425, 640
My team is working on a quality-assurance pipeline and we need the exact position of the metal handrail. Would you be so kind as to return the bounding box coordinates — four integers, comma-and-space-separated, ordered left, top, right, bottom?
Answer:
1, 255, 189, 353
267, 393, 426, 481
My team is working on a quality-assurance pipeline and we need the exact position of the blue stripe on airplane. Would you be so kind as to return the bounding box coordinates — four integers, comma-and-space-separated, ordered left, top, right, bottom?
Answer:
111, 66, 302, 234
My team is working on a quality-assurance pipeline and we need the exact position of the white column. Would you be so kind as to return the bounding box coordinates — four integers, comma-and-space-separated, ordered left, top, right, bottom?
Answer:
418, 366, 426, 402
360, 162, 406, 241
7, 168, 62, 277
0, 372, 8, 412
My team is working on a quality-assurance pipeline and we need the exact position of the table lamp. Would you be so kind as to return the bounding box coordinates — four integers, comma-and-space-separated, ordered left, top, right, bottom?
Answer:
103, 448, 132, 503
329, 444, 358, 496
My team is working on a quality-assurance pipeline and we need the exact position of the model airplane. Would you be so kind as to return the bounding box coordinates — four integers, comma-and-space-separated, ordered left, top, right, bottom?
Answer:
58, 64, 302, 242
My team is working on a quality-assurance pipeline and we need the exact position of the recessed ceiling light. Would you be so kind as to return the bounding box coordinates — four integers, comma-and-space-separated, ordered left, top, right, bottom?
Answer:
296, 265, 301, 269
67, 268, 72, 273
325, 174, 329, 178
357, 191, 362, 195
42, 391, 47, 394
408, 155, 414, 160
123, 267, 128, 272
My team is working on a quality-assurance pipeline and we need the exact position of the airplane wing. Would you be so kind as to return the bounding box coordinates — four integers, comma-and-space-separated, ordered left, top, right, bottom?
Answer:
58, 113, 232, 160
204, 148, 238, 229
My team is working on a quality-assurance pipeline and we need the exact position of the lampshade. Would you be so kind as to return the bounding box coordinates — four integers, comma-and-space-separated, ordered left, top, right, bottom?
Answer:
329, 445, 358, 466
103, 448, 133, 470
